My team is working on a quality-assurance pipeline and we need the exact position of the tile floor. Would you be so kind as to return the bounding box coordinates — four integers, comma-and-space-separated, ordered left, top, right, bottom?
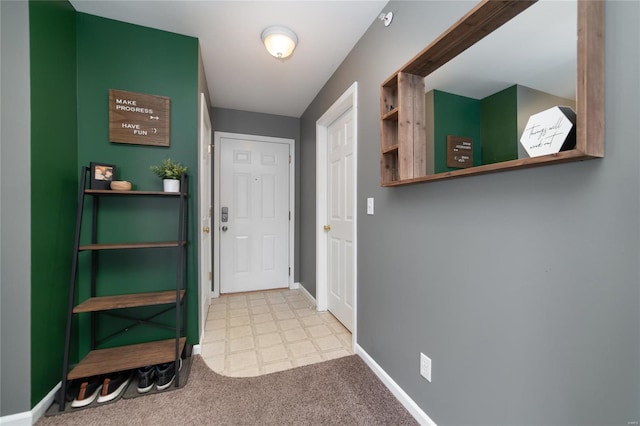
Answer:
200, 288, 353, 377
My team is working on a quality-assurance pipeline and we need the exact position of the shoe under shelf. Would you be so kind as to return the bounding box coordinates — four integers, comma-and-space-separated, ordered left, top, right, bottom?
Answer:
73, 290, 185, 313
68, 338, 186, 380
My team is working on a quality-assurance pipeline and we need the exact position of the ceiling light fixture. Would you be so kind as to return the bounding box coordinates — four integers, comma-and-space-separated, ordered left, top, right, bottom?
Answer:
261, 26, 298, 59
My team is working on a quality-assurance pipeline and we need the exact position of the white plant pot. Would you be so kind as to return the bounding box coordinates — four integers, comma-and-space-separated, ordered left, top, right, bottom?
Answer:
163, 179, 180, 193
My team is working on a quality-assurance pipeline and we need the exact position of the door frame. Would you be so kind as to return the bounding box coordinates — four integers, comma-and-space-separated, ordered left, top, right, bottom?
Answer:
315, 82, 358, 347
212, 132, 295, 297
198, 93, 212, 343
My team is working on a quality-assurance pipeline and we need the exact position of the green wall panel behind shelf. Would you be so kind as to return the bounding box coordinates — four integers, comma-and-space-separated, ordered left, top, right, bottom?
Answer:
76, 13, 199, 356
429, 86, 522, 173
433, 90, 482, 174
481, 85, 518, 165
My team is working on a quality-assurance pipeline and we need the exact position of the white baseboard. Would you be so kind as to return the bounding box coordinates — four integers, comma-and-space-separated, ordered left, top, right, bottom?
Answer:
0, 411, 30, 426
196, 326, 206, 355
289, 281, 300, 290
355, 345, 437, 426
0, 381, 60, 425
192, 343, 202, 355
297, 283, 316, 307
31, 382, 60, 424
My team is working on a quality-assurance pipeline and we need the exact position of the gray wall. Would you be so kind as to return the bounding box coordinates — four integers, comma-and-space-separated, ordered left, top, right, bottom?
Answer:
300, 1, 640, 425
0, 0, 32, 416
212, 107, 301, 283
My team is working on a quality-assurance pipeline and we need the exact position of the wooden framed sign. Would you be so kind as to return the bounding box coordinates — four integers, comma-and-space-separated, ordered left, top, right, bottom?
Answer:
109, 89, 170, 147
446, 135, 473, 168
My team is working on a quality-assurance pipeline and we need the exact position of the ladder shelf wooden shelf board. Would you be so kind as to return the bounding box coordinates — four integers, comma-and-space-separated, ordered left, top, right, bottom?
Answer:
73, 290, 186, 313
85, 189, 183, 196
67, 338, 186, 380
79, 241, 186, 251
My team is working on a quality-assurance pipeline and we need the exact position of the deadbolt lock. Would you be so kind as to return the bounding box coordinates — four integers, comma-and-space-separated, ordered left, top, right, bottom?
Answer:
323, 224, 331, 231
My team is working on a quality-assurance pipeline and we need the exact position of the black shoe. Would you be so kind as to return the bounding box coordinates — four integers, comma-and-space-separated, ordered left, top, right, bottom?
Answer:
155, 358, 182, 391
71, 376, 102, 408
97, 370, 131, 403
63, 380, 80, 403
136, 365, 156, 394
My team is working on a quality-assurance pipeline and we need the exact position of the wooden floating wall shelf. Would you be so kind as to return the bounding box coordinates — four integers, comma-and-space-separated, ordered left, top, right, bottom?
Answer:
379, 0, 604, 187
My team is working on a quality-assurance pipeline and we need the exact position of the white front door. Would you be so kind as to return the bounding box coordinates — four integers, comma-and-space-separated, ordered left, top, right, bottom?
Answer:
326, 106, 355, 331
219, 135, 291, 293
198, 94, 212, 338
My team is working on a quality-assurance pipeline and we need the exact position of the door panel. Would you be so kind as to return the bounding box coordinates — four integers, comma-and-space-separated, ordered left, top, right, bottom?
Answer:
220, 137, 290, 293
199, 94, 212, 336
330, 237, 341, 298
326, 107, 355, 331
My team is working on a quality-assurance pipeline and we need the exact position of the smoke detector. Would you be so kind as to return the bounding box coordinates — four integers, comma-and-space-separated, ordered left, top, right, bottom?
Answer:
378, 11, 393, 27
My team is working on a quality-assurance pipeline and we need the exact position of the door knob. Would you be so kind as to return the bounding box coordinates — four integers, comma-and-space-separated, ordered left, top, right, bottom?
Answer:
203, 227, 210, 233
221, 225, 228, 232
323, 224, 331, 231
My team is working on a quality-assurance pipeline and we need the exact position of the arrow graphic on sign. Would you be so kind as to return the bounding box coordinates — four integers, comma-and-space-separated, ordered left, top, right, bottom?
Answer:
150, 116, 159, 120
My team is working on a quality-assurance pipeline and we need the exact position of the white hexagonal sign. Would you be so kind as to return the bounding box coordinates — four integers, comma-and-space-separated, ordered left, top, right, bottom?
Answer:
520, 106, 576, 157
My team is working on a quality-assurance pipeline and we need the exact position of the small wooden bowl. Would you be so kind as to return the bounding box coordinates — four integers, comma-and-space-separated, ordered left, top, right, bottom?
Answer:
110, 181, 132, 191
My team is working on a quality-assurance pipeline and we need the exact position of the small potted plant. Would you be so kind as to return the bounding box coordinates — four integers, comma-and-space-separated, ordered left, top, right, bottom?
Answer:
150, 158, 188, 192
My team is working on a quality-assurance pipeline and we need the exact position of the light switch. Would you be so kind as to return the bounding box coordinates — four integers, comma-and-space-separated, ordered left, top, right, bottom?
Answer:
367, 197, 374, 215
420, 352, 431, 382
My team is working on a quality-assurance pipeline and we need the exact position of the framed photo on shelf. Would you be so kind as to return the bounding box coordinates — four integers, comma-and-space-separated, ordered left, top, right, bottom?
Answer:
90, 162, 116, 189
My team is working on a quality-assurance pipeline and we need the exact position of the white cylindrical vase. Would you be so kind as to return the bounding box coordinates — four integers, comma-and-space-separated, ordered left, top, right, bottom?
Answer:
163, 179, 180, 193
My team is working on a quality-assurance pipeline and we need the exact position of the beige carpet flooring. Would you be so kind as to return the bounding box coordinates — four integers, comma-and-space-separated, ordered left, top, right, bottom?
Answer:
38, 355, 418, 425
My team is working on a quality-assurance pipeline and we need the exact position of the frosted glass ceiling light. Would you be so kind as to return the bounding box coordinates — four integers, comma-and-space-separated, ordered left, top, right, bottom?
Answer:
261, 26, 298, 59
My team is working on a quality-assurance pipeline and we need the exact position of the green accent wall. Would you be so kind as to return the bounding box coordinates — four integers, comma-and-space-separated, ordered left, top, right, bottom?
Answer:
431, 85, 557, 170
433, 90, 482, 173
76, 13, 199, 355
481, 85, 518, 164
27, 3, 199, 406
29, 0, 78, 406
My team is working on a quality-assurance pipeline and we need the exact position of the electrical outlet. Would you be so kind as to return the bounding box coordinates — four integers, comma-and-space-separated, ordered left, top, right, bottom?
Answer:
420, 352, 431, 382
367, 197, 374, 215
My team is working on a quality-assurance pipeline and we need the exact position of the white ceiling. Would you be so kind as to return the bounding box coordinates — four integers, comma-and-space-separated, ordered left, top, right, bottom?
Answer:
69, 1, 577, 117
69, 0, 388, 118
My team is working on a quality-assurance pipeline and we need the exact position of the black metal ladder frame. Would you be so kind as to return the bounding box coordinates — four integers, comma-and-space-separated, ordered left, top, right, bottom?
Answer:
58, 168, 188, 411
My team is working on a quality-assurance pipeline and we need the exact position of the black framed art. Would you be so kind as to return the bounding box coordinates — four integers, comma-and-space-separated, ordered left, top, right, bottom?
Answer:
90, 162, 116, 189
